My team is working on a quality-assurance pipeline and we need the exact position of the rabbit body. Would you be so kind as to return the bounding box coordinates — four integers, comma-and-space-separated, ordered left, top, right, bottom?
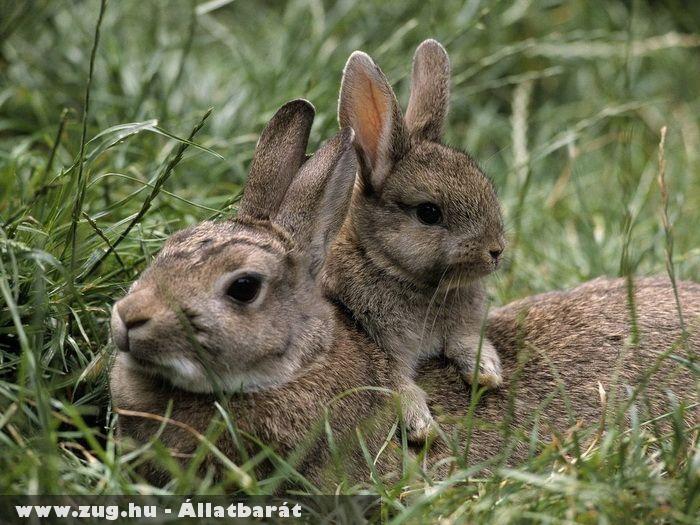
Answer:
109, 97, 698, 490
107, 101, 698, 485
325, 219, 498, 442
323, 41, 505, 441
109, 100, 398, 487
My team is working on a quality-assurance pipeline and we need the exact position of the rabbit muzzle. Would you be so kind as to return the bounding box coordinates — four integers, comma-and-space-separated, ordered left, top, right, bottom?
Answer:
111, 288, 167, 355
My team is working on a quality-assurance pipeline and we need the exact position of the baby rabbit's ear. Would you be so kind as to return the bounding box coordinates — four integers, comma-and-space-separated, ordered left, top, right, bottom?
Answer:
338, 52, 409, 192
405, 39, 450, 142
276, 127, 357, 276
238, 99, 315, 221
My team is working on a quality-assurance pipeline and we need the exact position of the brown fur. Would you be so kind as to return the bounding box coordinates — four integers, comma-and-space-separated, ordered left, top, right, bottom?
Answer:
420, 276, 699, 473
405, 39, 451, 141
109, 99, 394, 489
238, 100, 315, 221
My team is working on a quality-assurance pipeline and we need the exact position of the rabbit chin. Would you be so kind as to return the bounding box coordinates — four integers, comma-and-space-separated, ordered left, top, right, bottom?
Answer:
124, 353, 297, 395
124, 353, 212, 393
434, 264, 493, 289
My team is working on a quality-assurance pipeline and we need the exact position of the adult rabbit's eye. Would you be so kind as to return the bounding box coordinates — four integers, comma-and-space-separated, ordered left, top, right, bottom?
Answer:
226, 275, 261, 303
416, 202, 442, 225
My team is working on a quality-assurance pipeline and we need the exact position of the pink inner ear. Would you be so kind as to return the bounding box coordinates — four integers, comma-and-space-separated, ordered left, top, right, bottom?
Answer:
352, 71, 389, 169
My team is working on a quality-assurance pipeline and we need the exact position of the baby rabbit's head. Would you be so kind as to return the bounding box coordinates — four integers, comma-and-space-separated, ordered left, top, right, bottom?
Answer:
338, 40, 504, 289
111, 101, 357, 394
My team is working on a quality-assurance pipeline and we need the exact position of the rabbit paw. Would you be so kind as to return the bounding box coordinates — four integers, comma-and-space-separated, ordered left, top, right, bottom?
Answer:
454, 338, 503, 389
399, 381, 436, 444
473, 355, 503, 388
405, 404, 436, 444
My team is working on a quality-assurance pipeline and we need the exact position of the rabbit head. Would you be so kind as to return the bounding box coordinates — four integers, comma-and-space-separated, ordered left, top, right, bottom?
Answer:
338, 39, 504, 289
110, 100, 357, 394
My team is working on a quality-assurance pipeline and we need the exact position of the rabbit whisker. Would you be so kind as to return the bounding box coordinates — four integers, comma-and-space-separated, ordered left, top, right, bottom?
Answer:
418, 265, 450, 354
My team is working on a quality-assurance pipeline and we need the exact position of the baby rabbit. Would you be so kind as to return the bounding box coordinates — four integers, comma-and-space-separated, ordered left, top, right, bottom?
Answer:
323, 39, 505, 442
110, 100, 395, 486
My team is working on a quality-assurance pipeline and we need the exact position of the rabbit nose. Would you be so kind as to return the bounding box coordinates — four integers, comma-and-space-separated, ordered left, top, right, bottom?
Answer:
117, 299, 153, 330
123, 314, 150, 331
110, 289, 159, 352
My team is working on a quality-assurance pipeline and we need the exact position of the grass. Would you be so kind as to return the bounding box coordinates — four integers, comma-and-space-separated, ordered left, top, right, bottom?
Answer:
0, 0, 699, 522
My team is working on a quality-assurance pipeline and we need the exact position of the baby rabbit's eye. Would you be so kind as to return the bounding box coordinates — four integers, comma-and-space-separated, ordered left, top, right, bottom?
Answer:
416, 202, 443, 225
226, 275, 262, 303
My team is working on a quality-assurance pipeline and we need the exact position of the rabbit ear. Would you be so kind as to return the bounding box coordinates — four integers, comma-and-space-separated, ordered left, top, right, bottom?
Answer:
276, 127, 357, 276
237, 99, 315, 221
405, 39, 450, 142
338, 51, 408, 192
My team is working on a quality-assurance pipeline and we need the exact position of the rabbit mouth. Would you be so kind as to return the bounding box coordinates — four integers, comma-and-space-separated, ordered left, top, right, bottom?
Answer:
449, 258, 499, 275
445, 262, 481, 278
437, 262, 495, 288
123, 353, 169, 381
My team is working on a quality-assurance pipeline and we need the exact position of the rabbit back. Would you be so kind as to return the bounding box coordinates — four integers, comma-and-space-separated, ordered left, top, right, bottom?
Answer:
418, 276, 700, 474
